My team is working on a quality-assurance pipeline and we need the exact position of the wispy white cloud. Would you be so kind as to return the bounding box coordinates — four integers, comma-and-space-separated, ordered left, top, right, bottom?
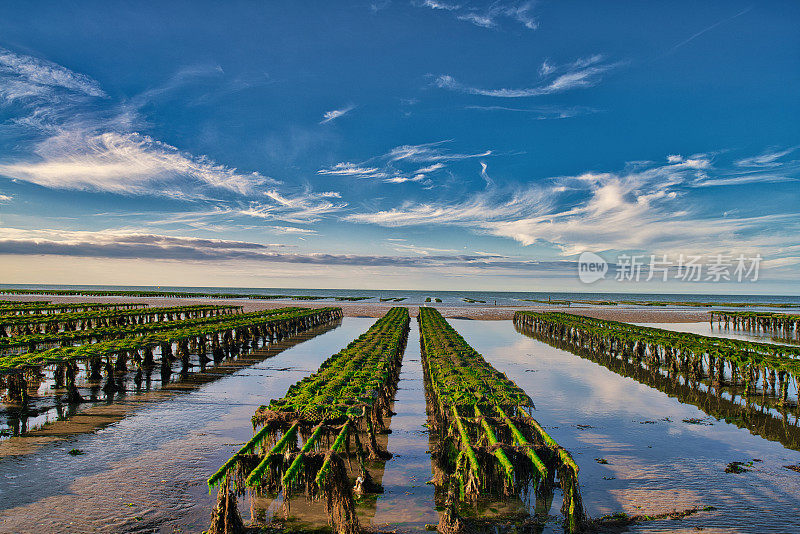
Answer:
691, 173, 798, 187
94, 201, 340, 234
465, 104, 597, 119
346, 151, 800, 258
385, 174, 426, 184
421, 0, 460, 11
435, 55, 621, 98
416, 1, 538, 30
0, 193, 12, 202
387, 140, 491, 162
503, 1, 538, 30
317, 141, 488, 185
317, 162, 385, 178
315, 161, 429, 183
415, 163, 445, 173
690, 147, 800, 187
125, 64, 225, 110
0, 48, 106, 101
762, 255, 800, 269
370, 0, 392, 12
320, 104, 355, 124
269, 226, 318, 235
346, 185, 550, 231
735, 147, 797, 168
665, 153, 712, 169
538, 59, 555, 77
479, 161, 493, 188
0, 47, 343, 209
458, 12, 495, 28
0, 130, 275, 195
239, 189, 346, 224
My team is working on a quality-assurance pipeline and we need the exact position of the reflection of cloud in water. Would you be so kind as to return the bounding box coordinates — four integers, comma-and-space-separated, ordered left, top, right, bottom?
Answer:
579, 432, 636, 453
607, 487, 705, 516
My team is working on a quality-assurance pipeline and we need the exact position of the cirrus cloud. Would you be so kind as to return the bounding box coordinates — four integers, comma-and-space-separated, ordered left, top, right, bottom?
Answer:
320, 104, 355, 124
416, 1, 538, 31
346, 152, 800, 259
317, 141, 490, 185
0, 47, 322, 202
0, 129, 277, 196
434, 55, 623, 98
0, 48, 106, 101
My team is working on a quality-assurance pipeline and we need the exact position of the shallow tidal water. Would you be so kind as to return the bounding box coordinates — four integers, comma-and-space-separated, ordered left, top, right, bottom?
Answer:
0, 318, 799, 533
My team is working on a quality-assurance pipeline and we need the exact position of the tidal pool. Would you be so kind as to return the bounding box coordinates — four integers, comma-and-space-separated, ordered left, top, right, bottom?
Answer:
0, 317, 798, 533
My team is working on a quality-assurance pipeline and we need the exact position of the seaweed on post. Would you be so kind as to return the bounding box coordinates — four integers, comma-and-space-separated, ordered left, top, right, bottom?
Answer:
0, 308, 343, 408
207, 307, 410, 534
0, 304, 240, 338
418, 307, 586, 533
0, 302, 146, 316
710, 310, 800, 342
517, 318, 800, 451
0, 307, 301, 354
515, 311, 800, 450
514, 311, 800, 409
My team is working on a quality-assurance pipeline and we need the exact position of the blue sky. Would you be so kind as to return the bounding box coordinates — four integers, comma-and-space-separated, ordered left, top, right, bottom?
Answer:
0, 1, 798, 293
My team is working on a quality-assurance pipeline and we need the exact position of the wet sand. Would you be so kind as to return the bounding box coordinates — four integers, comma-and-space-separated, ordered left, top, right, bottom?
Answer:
0, 294, 709, 322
